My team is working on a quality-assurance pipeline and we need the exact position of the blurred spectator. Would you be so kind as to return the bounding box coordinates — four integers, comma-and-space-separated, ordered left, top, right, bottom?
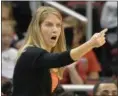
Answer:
62, 51, 101, 84
100, 1, 117, 29
2, 2, 14, 21
2, 21, 18, 79
100, 1, 118, 77
2, 21, 18, 96
61, 16, 101, 96
93, 79, 118, 96
61, 16, 101, 84
2, 1, 19, 48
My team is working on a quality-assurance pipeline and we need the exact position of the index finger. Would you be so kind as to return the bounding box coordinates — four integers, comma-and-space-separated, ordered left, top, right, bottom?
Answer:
100, 28, 108, 35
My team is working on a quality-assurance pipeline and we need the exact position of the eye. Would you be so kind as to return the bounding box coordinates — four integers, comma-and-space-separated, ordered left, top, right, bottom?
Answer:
56, 24, 61, 28
45, 22, 53, 27
112, 91, 117, 96
101, 90, 109, 96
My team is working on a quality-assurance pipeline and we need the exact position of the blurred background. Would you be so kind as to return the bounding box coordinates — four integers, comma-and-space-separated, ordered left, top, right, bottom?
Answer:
1, 1, 118, 96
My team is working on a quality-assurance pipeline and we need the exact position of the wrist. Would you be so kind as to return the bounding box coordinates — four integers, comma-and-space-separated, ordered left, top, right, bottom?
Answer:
86, 40, 94, 49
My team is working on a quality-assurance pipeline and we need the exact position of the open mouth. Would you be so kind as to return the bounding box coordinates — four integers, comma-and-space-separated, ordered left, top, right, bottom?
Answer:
51, 36, 57, 40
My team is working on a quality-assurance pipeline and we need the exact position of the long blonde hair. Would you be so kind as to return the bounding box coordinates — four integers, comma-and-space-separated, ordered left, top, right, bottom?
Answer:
19, 6, 67, 79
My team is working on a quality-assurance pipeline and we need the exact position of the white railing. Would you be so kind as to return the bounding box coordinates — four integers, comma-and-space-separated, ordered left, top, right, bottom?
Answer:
45, 1, 88, 23
62, 85, 94, 91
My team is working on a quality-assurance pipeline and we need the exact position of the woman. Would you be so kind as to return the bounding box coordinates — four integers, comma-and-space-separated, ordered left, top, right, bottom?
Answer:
12, 6, 107, 96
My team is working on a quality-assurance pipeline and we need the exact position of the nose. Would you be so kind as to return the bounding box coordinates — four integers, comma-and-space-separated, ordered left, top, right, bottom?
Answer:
52, 26, 58, 33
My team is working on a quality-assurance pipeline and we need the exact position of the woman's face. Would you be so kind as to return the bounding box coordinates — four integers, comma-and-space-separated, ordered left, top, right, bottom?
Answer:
40, 14, 62, 49
96, 83, 118, 96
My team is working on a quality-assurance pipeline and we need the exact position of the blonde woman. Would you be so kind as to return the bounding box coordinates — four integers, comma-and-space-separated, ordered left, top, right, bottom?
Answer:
12, 6, 108, 96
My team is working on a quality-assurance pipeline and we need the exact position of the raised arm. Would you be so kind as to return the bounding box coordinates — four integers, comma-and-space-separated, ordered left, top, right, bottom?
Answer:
70, 28, 108, 61
19, 29, 107, 68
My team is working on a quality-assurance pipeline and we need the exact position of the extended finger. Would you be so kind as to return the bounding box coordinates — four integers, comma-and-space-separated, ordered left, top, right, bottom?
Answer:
100, 28, 108, 36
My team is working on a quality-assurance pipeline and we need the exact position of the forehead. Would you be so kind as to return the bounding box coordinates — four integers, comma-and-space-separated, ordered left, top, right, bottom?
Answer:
43, 14, 61, 24
98, 83, 117, 91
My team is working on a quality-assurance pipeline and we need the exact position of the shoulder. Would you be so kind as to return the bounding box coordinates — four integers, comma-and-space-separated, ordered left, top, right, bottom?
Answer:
19, 46, 48, 59
23, 46, 48, 54
16, 46, 48, 67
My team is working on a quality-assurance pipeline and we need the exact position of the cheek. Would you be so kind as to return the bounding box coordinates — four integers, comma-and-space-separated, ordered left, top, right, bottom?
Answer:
40, 26, 50, 42
58, 29, 61, 36
41, 24, 50, 35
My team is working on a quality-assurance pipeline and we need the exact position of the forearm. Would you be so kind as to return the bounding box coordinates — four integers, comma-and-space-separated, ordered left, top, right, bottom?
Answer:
70, 41, 93, 61
67, 62, 84, 84
70, 28, 108, 61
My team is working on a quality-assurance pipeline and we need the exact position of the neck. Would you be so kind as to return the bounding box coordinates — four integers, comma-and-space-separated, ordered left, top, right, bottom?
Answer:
46, 47, 52, 52
42, 44, 52, 52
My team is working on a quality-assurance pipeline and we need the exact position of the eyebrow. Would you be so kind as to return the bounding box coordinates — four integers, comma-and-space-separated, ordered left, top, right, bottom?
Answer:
102, 90, 109, 93
45, 21, 61, 24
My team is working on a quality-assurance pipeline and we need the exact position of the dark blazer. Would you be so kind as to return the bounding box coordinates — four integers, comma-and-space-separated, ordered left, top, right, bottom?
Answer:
12, 46, 74, 96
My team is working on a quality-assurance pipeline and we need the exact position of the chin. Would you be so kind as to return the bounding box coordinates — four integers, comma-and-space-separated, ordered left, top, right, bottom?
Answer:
51, 44, 56, 48
50, 42, 57, 47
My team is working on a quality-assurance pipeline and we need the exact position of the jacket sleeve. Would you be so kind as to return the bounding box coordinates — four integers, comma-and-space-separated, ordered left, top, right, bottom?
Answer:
20, 47, 74, 68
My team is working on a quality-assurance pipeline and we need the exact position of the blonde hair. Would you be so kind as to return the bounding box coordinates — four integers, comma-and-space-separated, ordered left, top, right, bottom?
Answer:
19, 6, 67, 79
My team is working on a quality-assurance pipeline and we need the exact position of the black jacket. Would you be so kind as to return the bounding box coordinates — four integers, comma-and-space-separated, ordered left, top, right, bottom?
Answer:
12, 46, 74, 96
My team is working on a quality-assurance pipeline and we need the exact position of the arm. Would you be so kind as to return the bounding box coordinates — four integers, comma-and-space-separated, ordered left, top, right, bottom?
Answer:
21, 29, 107, 68
67, 62, 84, 84
70, 28, 107, 61
22, 47, 74, 68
